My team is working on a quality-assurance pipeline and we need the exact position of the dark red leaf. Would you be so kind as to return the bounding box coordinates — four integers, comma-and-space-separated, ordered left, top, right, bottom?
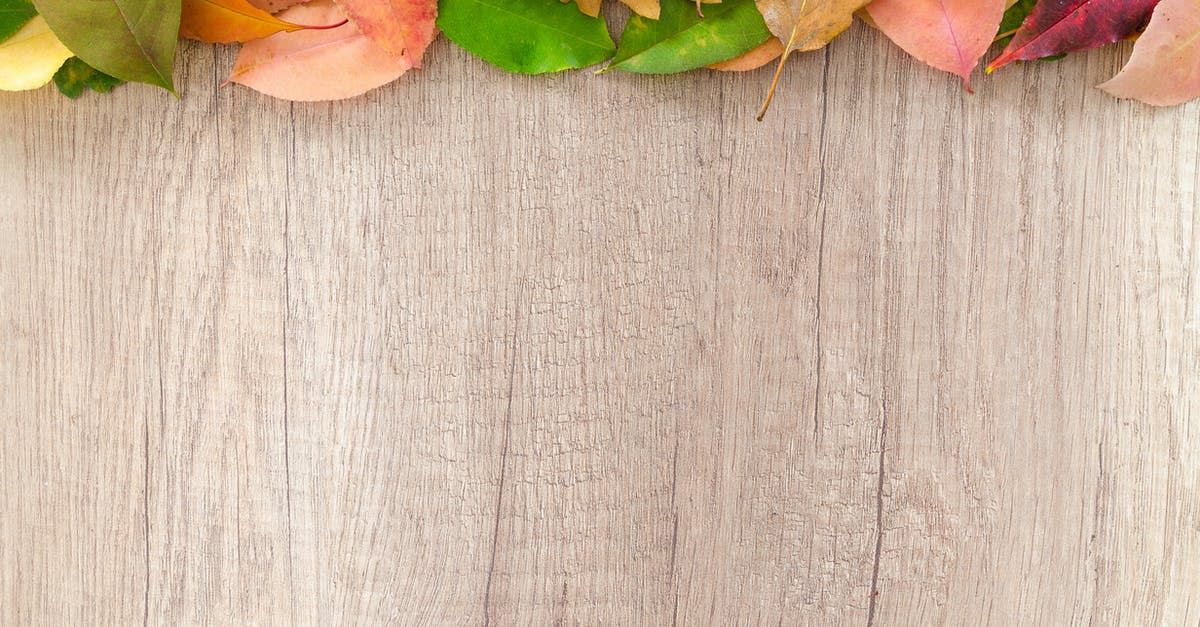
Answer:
986, 0, 1159, 72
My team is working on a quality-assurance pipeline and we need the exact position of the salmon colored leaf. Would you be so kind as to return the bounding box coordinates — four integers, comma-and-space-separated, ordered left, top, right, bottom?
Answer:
181, 0, 346, 44
334, 0, 437, 65
987, 0, 1160, 72
229, 0, 412, 101
32, 0, 180, 92
0, 15, 71, 91
1099, 0, 1200, 106
865, 0, 1007, 89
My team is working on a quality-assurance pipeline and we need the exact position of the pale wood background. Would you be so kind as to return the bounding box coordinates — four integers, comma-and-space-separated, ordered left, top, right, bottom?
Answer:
1, 21, 1197, 626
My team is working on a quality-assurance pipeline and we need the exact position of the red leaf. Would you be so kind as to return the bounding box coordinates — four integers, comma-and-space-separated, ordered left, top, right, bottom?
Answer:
987, 0, 1160, 72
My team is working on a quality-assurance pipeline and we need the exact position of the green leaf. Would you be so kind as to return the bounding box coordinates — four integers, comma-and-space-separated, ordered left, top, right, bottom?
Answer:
31, 0, 180, 92
607, 0, 771, 74
53, 57, 123, 98
0, 0, 37, 43
437, 0, 615, 74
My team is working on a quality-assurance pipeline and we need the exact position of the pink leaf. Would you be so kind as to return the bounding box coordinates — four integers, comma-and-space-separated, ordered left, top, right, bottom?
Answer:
1099, 0, 1200, 106
866, 0, 1008, 89
335, 0, 438, 66
229, 0, 411, 101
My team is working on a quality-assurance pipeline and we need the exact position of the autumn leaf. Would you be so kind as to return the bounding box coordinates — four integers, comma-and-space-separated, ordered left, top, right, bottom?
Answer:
0, 0, 37, 43
53, 57, 123, 98
865, 0, 1007, 89
182, 0, 345, 44
987, 0, 1160, 72
607, 0, 771, 74
1099, 0, 1200, 106
229, 0, 412, 100
756, 0, 870, 54
755, 0, 870, 119
335, 0, 438, 65
438, 0, 615, 74
0, 14, 72, 91
32, 0, 180, 91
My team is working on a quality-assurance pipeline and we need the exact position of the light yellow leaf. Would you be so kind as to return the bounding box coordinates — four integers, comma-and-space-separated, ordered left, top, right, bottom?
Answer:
0, 16, 73, 92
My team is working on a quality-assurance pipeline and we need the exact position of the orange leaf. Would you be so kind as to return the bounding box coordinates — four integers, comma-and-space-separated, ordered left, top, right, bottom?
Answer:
181, 0, 340, 44
334, 0, 438, 65
228, 0, 412, 101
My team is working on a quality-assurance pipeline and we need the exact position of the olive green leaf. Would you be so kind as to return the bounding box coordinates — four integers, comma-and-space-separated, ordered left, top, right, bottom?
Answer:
0, 0, 37, 43
607, 0, 771, 73
437, 0, 615, 74
32, 0, 180, 92
54, 57, 123, 98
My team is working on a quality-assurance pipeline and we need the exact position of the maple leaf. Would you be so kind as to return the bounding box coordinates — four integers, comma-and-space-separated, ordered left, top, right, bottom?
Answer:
181, 0, 347, 44
864, 0, 1007, 90
335, 0, 438, 65
228, 0, 412, 100
987, 0, 1160, 72
1099, 0, 1200, 106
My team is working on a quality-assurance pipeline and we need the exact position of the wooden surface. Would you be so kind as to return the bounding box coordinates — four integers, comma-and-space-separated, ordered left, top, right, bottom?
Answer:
1, 23, 1197, 626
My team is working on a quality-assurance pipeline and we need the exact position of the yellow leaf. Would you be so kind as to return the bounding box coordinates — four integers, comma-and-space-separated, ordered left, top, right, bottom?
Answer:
0, 16, 72, 92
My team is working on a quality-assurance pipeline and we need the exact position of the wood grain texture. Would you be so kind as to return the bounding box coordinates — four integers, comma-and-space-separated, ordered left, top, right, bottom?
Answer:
1, 23, 1197, 626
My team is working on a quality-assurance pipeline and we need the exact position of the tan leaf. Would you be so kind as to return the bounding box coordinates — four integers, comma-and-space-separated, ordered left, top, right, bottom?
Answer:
755, 0, 870, 53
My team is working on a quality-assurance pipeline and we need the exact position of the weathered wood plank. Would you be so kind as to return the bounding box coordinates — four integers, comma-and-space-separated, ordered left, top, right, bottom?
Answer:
1, 25, 1196, 626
